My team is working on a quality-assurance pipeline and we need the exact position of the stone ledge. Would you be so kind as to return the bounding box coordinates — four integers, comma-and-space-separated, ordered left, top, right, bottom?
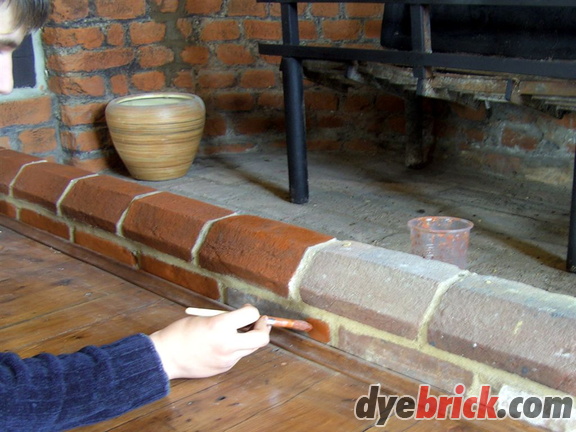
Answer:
298, 241, 463, 340
1, 149, 575, 410
428, 274, 576, 395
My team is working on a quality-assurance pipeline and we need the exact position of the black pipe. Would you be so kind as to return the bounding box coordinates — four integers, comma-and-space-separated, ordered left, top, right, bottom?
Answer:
281, 57, 309, 204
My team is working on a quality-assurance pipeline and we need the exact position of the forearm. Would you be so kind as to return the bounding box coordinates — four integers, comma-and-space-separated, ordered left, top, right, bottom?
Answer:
0, 334, 170, 432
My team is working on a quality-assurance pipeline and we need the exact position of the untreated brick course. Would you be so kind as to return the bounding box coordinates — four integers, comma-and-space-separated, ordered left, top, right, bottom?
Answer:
339, 329, 474, 394
0, 97, 54, 129
60, 176, 156, 233
19, 129, 59, 154
299, 241, 462, 339
12, 163, 92, 213
198, 215, 333, 297
428, 274, 576, 394
122, 192, 233, 261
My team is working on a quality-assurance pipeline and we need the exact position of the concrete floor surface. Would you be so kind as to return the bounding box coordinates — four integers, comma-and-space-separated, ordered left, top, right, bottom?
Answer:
110, 150, 576, 297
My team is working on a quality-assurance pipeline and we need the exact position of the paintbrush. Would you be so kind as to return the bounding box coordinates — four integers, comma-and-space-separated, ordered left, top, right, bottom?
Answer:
184, 307, 313, 332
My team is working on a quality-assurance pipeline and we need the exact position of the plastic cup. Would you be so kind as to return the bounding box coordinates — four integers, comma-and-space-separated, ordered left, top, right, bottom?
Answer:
408, 216, 474, 269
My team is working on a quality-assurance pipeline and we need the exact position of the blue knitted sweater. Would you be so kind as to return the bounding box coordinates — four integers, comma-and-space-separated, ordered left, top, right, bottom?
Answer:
0, 334, 170, 431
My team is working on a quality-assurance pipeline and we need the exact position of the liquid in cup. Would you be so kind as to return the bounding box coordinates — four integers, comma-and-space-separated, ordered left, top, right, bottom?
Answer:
408, 216, 473, 269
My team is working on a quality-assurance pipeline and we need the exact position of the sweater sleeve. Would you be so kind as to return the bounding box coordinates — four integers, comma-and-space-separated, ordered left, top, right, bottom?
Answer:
0, 334, 170, 432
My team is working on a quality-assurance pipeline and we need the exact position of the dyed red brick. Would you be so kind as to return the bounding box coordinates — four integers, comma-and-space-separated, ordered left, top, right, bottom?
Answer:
307, 318, 331, 343
60, 176, 156, 233
122, 192, 233, 261
12, 162, 92, 212
19, 209, 69, 239
0, 150, 45, 195
339, 329, 473, 394
0, 199, 16, 218
74, 229, 137, 266
140, 255, 220, 299
428, 274, 576, 394
198, 215, 333, 297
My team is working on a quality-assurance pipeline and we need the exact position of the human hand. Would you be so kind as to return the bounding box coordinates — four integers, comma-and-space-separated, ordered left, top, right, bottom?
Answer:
149, 305, 270, 380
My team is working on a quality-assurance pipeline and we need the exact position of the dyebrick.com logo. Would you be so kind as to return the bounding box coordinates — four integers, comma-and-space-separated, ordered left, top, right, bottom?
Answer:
354, 384, 573, 427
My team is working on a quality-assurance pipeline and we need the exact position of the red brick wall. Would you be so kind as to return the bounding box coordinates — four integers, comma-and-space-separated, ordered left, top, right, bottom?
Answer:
0, 0, 574, 186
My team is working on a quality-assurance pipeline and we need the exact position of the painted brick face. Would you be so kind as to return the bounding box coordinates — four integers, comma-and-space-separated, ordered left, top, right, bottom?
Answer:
60, 175, 156, 233
198, 215, 333, 297
12, 163, 93, 212
0, 150, 45, 195
122, 192, 233, 261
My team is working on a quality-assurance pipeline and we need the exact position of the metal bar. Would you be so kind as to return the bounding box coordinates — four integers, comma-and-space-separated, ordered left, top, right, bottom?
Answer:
258, 0, 576, 6
279, 3, 309, 204
258, 44, 576, 80
409, 4, 432, 94
281, 58, 309, 204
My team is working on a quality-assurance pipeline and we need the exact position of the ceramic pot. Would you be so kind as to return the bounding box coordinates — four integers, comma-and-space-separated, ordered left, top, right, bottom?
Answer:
105, 92, 205, 181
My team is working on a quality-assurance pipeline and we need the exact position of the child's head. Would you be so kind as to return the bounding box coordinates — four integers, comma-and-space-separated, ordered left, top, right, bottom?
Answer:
0, 0, 50, 94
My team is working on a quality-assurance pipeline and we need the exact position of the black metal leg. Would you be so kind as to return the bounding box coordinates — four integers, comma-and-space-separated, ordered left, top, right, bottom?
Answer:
567, 151, 576, 272
281, 57, 309, 204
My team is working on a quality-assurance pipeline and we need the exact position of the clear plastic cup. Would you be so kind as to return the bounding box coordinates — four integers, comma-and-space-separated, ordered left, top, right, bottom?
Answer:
408, 216, 474, 269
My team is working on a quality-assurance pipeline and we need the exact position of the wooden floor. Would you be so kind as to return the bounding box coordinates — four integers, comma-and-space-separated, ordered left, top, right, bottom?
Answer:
0, 219, 542, 431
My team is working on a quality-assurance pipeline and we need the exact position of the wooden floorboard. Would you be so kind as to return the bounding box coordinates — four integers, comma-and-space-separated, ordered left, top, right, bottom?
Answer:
0, 220, 545, 431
